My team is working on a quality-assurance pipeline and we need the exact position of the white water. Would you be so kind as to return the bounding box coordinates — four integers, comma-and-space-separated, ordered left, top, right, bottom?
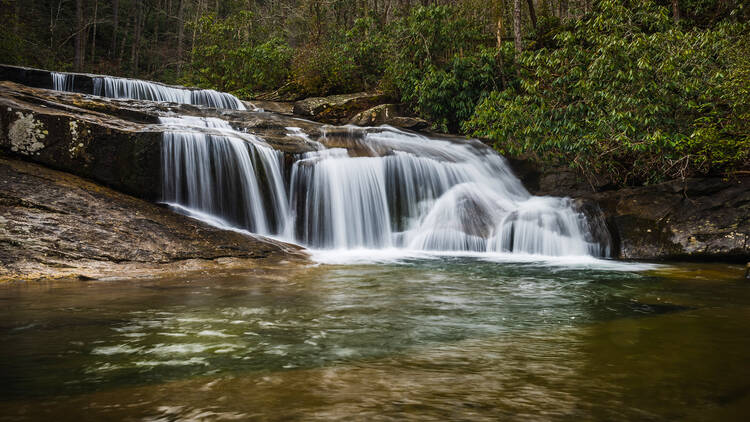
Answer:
50, 72, 245, 110
46, 70, 609, 258
160, 116, 610, 258
160, 116, 287, 234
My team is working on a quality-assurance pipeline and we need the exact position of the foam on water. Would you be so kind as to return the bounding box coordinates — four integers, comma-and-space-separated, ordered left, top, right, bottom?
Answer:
48, 71, 617, 263
50, 72, 246, 110
160, 118, 612, 259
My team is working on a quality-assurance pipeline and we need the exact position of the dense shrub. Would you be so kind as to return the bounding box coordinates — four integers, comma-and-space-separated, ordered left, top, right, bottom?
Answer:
186, 12, 293, 96
383, 6, 497, 131
465, 0, 749, 185
290, 17, 387, 96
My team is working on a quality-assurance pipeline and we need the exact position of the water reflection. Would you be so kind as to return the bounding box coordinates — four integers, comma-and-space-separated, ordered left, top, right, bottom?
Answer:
0, 260, 748, 420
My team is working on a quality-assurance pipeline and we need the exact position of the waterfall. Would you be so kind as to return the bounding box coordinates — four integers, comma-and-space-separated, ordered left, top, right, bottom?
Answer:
51, 72, 74, 91
160, 116, 288, 234
161, 120, 610, 257
49, 72, 245, 110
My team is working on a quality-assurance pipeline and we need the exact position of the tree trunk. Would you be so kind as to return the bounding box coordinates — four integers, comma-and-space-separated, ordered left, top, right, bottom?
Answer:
672, 0, 680, 23
74, 0, 84, 71
131, 0, 143, 76
496, 12, 506, 89
13, 0, 20, 36
111, 0, 119, 58
513, 0, 522, 53
177, 0, 185, 73
119, 11, 132, 67
526, 0, 537, 29
91, 0, 98, 65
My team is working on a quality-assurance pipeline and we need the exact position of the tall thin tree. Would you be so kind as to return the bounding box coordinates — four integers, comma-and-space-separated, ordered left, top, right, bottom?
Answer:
111, 0, 119, 59
74, 0, 84, 71
526, 0, 537, 29
513, 0, 522, 53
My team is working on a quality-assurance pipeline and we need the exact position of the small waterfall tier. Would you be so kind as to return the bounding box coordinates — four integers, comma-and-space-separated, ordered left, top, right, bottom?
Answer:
161, 118, 610, 257
51, 72, 245, 110
160, 116, 287, 234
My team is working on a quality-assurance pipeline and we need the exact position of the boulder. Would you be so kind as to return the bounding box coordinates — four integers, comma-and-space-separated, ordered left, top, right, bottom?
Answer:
292, 92, 390, 124
504, 156, 750, 261
348, 103, 429, 130
0, 81, 163, 200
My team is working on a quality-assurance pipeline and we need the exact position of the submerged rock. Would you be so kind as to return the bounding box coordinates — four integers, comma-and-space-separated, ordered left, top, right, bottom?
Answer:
0, 158, 306, 282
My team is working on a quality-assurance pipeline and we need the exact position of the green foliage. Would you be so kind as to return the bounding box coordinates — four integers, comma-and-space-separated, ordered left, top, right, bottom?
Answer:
383, 6, 496, 131
186, 12, 292, 97
465, 0, 749, 185
291, 17, 387, 96
411, 48, 499, 132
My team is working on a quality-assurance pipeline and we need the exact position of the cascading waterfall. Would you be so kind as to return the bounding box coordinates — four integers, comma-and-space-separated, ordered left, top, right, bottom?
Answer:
160, 116, 287, 235
161, 118, 610, 257
49, 72, 245, 110
44, 70, 609, 256
51, 72, 74, 91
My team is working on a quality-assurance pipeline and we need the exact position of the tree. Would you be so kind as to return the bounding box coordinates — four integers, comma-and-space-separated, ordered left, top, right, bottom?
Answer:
74, 0, 83, 71
513, 0, 522, 52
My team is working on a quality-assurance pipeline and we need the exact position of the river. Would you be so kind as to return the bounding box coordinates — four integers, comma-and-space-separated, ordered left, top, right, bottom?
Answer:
1, 258, 748, 420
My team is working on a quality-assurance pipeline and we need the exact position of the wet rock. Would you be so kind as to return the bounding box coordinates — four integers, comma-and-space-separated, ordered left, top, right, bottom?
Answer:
0, 158, 307, 282
572, 198, 615, 257
505, 156, 750, 261
292, 92, 391, 124
0, 81, 324, 200
0, 81, 164, 200
591, 178, 750, 261
247, 99, 294, 115
348, 104, 429, 130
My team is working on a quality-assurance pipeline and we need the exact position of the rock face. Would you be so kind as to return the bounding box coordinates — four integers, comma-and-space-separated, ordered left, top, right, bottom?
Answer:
0, 81, 322, 200
0, 158, 307, 281
348, 103, 429, 130
508, 160, 750, 261
292, 92, 391, 124
590, 178, 750, 260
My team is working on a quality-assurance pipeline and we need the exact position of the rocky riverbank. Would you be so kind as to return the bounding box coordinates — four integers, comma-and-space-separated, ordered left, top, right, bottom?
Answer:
512, 162, 750, 261
0, 158, 307, 282
1, 64, 748, 269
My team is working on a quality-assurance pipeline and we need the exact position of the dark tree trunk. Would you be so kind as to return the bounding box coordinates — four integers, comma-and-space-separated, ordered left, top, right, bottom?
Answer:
526, 0, 537, 29
131, 0, 143, 75
74, 0, 84, 71
672, 0, 680, 23
177, 0, 185, 73
513, 0, 522, 53
111, 0, 119, 58
91, 0, 98, 65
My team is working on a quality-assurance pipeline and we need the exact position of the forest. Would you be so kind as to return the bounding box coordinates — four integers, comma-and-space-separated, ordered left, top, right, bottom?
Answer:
1, 0, 748, 186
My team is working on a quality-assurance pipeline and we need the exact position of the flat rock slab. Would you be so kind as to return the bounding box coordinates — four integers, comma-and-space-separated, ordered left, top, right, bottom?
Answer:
0, 158, 307, 282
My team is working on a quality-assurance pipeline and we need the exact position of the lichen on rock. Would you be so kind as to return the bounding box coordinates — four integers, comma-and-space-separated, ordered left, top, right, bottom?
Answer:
68, 120, 89, 158
8, 111, 47, 155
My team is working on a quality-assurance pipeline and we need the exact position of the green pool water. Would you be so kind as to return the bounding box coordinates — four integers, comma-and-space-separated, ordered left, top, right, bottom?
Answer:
0, 258, 748, 421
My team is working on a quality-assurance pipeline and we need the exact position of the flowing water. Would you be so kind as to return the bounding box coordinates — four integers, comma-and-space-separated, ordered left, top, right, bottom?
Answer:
160, 117, 609, 256
24, 73, 749, 420
50, 71, 606, 256
50, 72, 246, 110
0, 260, 748, 421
